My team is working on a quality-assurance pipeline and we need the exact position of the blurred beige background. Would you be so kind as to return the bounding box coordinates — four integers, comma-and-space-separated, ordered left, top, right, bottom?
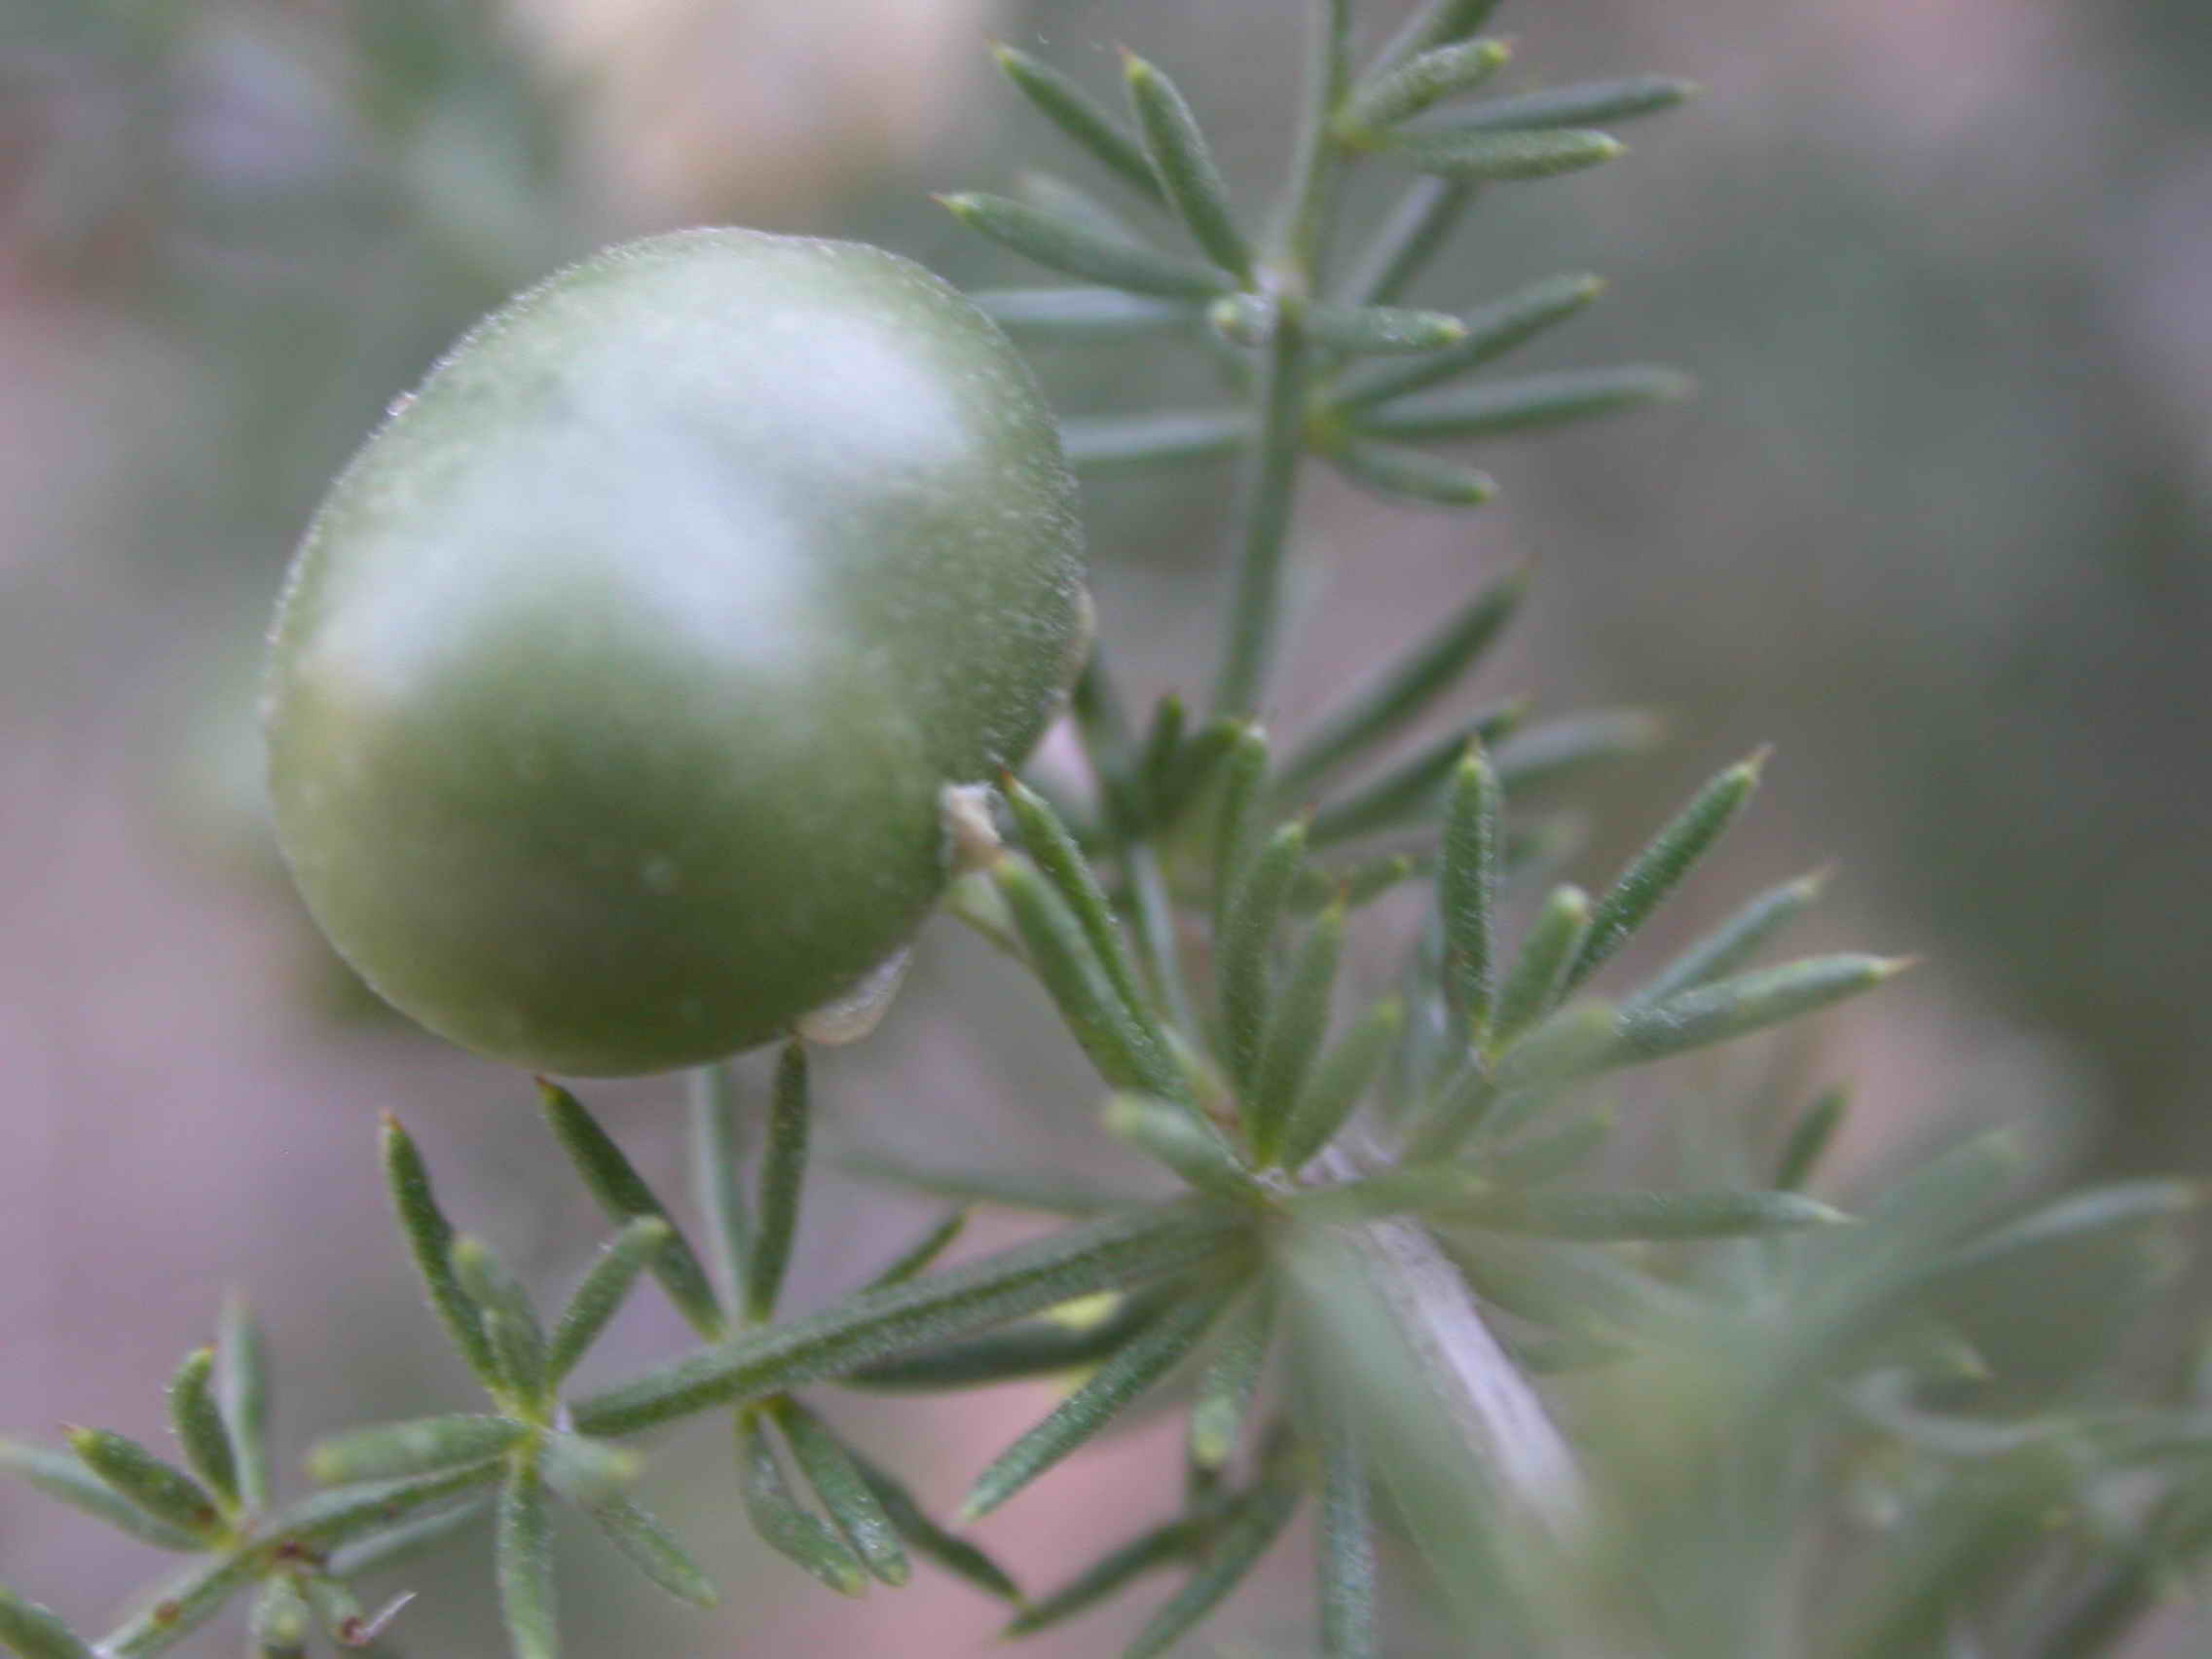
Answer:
3, 0, 2207, 1650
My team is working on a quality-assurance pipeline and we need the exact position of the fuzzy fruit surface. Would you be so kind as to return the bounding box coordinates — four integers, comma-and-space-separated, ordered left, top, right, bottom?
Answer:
265, 229, 1087, 1076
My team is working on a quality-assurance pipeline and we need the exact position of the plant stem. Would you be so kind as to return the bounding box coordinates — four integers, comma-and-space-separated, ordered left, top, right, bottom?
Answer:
1209, 0, 1348, 719
1317, 1142, 1586, 1533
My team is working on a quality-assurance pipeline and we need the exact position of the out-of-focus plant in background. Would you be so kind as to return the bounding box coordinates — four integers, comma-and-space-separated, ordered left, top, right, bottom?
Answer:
2, 0, 2208, 1653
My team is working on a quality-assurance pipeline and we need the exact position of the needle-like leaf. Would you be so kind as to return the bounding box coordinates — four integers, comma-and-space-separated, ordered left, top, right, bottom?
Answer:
1125, 1456, 1303, 1659
1219, 820, 1309, 1088
66, 1428, 221, 1543
1107, 1094, 1262, 1200
1342, 37, 1510, 133
1440, 745, 1501, 1038
1303, 301, 1470, 354
1002, 1516, 1210, 1637
214, 1294, 270, 1514
274, 1459, 507, 1548
1338, 176, 1475, 308
97, 1556, 255, 1659
1277, 569, 1526, 797
1491, 709, 1665, 793
940, 193, 1230, 298
307, 1415, 527, 1486
1630, 868, 1828, 1008
1335, 272, 1606, 409
688, 1061, 749, 1305
0, 1588, 94, 1659
1567, 751, 1766, 993
164, 1349, 237, 1520
572, 1205, 1246, 1436
1491, 885, 1594, 1051
1377, 127, 1624, 182
1304, 702, 1527, 847
1251, 903, 1346, 1161
991, 44, 1168, 206
1124, 54, 1253, 281
1365, 0, 1505, 78
584, 1494, 719, 1608
1356, 365, 1695, 442
996, 854, 1186, 1100
1328, 437, 1498, 507
1438, 75, 1698, 132
772, 1399, 909, 1587
1776, 1089, 1849, 1192
746, 1041, 812, 1323
961, 1284, 1235, 1521
1212, 722, 1272, 929
497, 1456, 559, 1659
846, 1292, 1167, 1391
547, 1218, 673, 1387
1613, 955, 1912, 1061
847, 1450, 1025, 1604
1062, 411, 1249, 470
0, 1442, 201, 1552
538, 1082, 725, 1342
451, 1237, 549, 1407
381, 1115, 500, 1390
1004, 775, 1157, 1036
971, 286, 1199, 341
739, 1412, 866, 1596
1278, 997, 1404, 1171
860, 1208, 969, 1292
1189, 1282, 1276, 1471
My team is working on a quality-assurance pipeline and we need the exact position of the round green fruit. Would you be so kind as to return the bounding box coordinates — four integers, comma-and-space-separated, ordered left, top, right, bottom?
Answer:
265, 228, 1086, 1077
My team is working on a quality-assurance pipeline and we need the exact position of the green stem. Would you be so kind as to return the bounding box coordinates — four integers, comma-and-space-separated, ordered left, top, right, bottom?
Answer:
1210, 0, 1350, 721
